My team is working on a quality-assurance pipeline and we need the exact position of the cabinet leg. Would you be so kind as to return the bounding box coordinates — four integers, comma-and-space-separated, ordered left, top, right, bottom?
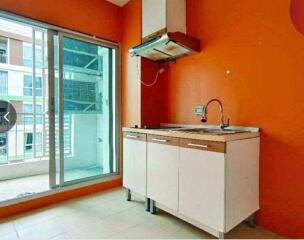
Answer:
126, 188, 131, 201
150, 200, 156, 214
246, 213, 256, 228
145, 198, 150, 212
219, 232, 225, 239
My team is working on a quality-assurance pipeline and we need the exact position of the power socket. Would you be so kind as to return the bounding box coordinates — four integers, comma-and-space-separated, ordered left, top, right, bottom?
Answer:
194, 106, 205, 115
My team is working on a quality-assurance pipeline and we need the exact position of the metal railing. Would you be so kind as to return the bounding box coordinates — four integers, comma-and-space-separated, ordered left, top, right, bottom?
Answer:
0, 113, 49, 165
0, 112, 72, 165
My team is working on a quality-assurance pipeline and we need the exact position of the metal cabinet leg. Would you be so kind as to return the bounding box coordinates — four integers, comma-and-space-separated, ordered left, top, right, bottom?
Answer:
246, 213, 256, 228
150, 200, 156, 214
219, 232, 225, 239
126, 188, 131, 201
145, 198, 150, 212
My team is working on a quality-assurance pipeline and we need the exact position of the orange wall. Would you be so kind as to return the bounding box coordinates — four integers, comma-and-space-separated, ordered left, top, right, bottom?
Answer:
0, 178, 122, 219
164, 0, 304, 238
121, 0, 142, 127
0, 0, 122, 42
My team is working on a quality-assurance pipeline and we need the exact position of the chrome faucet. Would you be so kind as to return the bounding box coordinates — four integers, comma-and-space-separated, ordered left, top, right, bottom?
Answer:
200, 98, 230, 129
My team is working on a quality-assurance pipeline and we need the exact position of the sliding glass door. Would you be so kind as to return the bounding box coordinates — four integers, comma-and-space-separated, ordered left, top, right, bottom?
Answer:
0, 13, 119, 203
49, 32, 119, 187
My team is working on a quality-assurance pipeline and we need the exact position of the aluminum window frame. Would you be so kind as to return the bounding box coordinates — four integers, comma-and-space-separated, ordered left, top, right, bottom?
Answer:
0, 10, 121, 198
56, 31, 120, 187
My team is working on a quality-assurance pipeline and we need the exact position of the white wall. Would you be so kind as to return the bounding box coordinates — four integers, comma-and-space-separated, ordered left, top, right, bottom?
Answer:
64, 114, 98, 170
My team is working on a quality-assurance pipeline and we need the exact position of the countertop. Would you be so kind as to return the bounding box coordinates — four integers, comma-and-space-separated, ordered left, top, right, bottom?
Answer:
122, 125, 260, 142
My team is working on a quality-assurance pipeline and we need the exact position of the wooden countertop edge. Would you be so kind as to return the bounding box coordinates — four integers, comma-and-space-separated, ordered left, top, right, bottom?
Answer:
122, 127, 260, 142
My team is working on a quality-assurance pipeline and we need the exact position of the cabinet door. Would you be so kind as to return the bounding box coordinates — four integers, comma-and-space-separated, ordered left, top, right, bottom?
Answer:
179, 139, 226, 231
123, 132, 147, 196
147, 135, 179, 211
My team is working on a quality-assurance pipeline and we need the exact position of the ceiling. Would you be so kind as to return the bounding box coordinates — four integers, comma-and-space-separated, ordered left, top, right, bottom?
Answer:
106, 0, 130, 7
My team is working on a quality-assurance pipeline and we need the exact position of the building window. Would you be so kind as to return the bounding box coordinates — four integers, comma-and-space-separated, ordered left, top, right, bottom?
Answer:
0, 71, 8, 94
0, 39, 7, 64
23, 103, 43, 125
24, 132, 43, 155
22, 42, 43, 68
24, 132, 33, 153
0, 132, 8, 164
23, 75, 42, 96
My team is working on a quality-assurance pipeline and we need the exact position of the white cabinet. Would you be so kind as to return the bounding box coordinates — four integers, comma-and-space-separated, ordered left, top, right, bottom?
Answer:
122, 129, 260, 238
123, 132, 147, 196
179, 138, 260, 236
147, 135, 179, 211
179, 139, 226, 231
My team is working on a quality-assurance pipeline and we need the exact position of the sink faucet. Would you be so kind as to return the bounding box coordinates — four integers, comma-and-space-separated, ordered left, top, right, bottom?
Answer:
200, 98, 230, 129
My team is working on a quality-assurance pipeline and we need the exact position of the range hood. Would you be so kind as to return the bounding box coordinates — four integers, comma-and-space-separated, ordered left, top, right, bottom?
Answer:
129, 32, 200, 62
129, 0, 200, 62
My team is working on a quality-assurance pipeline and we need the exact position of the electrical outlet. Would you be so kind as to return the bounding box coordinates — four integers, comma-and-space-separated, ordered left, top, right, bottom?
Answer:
194, 106, 205, 115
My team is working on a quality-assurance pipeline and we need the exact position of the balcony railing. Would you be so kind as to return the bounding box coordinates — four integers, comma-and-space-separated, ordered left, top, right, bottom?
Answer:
0, 112, 72, 165
0, 113, 49, 165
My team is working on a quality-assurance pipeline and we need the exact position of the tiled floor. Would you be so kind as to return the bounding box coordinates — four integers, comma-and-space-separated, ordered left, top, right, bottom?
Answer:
0, 166, 105, 202
0, 187, 282, 240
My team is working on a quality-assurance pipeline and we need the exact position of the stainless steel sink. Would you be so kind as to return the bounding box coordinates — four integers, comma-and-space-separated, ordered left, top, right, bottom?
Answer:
171, 128, 247, 135
142, 126, 185, 130
136, 126, 249, 135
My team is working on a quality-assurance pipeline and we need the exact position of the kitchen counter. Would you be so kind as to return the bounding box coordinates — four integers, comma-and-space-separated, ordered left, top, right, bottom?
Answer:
122, 125, 260, 142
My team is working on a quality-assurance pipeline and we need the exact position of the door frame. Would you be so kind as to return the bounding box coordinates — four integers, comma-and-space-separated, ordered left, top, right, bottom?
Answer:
0, 9, 121, 205
48, 30, 121, 188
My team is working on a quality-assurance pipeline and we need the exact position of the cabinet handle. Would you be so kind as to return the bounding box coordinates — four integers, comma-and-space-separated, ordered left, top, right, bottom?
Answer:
151, 138, 168, 143
187, 143, 209, 148
126, 134, 139, 139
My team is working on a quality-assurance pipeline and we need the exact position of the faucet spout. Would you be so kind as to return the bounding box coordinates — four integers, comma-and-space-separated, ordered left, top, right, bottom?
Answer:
200, 98, 230, 129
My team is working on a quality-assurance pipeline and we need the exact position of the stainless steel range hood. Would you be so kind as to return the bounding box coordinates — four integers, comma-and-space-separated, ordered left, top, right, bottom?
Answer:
129, 32, 200, 62
129, 0, 200, 62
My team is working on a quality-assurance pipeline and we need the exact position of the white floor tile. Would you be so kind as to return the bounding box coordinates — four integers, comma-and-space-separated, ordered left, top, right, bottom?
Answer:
1, 231, 19, 240
122, 221, 176, 239
1, 187, 281, 240
17, 218, 65, 240
0, 220, 15, 236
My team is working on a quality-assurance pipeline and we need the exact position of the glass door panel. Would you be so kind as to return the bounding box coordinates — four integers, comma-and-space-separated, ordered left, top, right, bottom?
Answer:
0, 16, 50, 202
0, 21, 48, 165
57, 34, 116, 184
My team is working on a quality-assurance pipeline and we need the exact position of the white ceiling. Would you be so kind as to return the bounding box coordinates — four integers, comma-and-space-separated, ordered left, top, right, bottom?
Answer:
106, 0, 130, 7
